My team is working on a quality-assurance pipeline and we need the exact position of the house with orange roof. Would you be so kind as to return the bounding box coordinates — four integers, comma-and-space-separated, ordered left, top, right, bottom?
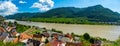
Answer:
13, 33, 32, 43
0, 26, 5, 32
64, 33, 74, 42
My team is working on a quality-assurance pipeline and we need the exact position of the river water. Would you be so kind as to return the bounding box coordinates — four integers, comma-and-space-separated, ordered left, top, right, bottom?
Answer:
17, 21, 120, 41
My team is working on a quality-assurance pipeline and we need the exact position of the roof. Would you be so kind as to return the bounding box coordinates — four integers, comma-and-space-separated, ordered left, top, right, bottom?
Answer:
65, 33, 73, 39
49, 37, 65, 46
20, 33, 32, 39
0, 32, 9, 41
49, 40, 59, 46
13, 33, 32, 43
33, 34, 42, 38
7, 27, 16, 32
0, 27, 5, 32
43, 32, 49, 37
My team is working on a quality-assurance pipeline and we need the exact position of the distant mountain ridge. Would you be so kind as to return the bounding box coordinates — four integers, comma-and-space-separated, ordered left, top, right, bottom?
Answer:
5, 5, 120, 22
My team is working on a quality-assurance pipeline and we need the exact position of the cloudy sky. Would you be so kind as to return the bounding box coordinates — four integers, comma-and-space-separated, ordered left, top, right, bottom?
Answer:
0, 0, 120, 16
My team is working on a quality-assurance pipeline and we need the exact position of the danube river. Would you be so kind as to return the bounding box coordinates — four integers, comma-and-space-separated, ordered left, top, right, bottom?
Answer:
17, 21, 120, 41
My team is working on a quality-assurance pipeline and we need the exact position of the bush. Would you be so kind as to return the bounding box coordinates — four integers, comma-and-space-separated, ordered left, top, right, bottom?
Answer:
51, 28, 63, 34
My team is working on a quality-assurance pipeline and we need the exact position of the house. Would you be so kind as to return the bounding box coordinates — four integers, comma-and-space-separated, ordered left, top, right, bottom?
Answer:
7, 27, 18, 36
61, 37, 71, 43
0, 32, 9, 41
0, 27, 15, 43
65, 42, 82, 46
47, 33, 67, 46
2, 22, 9, 30
94, 39, 101, 46
23, 34, 47, 46
40, 34, 47, 43
13, 33, 32, 43
0, 26, 19, 43
48, 37, 66, 46
3, 35, 15, 43
32, 34, 47, 43
0, 26, 5, 32
0, 32, 15, 43
26, 39, 40, 46
42, 31, 49, 38
64, 33, 74, 42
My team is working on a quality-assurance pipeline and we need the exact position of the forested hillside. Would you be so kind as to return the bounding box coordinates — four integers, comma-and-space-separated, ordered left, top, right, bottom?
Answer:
5, 5, 120, 24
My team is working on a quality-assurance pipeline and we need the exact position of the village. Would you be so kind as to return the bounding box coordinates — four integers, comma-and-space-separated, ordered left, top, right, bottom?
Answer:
0, 20, 117, 46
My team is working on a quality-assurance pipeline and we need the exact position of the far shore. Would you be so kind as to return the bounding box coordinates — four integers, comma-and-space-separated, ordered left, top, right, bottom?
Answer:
18, 20, 120, 26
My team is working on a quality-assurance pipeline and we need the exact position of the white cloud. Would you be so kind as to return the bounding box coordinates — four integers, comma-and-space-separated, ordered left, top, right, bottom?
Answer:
0, 1, 18, 16
19, 0, 27, 4
31, 0, 54, 11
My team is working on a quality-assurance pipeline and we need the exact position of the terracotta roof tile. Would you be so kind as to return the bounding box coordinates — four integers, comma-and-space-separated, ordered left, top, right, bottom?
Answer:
0, 27, 5, 32
20, 33, 32, 39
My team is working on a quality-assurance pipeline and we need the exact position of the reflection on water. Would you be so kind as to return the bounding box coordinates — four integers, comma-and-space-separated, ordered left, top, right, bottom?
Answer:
17, 21, 120, 41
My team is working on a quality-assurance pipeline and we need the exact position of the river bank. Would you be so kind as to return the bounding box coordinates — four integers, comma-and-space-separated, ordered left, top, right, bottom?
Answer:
16, 21, 120, 41
23, 18, 120, 25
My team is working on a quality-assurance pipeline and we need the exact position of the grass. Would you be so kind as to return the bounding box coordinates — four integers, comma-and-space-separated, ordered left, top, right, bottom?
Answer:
16, 23, 31, 33
29, 29, 41, 34
0, 41, 24, 46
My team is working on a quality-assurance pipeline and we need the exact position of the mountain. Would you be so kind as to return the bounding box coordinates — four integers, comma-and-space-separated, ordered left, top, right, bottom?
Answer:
5, 12, 40, 20
5, 5, 120, 22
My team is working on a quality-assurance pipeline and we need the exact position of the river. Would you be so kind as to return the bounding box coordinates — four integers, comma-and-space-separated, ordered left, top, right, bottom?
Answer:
17, 21, 120, 41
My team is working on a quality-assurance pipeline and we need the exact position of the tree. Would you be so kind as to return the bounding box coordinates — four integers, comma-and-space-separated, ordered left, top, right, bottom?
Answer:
89, 38, 95, 44
116, 36, 120, 45
83, 33, 90, 40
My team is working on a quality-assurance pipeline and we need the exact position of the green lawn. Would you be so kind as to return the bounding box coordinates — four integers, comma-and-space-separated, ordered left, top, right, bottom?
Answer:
0, 41, 24, 46
16, 23, 31, 33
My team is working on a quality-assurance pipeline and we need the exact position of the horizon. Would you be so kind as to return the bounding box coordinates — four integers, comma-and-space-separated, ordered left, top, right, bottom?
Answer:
0, 0, 120, 16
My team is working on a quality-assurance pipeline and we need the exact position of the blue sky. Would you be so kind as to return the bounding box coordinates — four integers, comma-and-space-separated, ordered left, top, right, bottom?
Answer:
53, 0, 120, 12
0, 0, 120, 16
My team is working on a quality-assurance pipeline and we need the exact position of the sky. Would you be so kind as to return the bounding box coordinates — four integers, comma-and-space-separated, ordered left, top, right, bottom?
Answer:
0, 0, 120, 16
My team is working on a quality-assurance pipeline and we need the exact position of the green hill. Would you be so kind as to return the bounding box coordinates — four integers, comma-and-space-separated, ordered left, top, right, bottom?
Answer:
5, 5, 120, 24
